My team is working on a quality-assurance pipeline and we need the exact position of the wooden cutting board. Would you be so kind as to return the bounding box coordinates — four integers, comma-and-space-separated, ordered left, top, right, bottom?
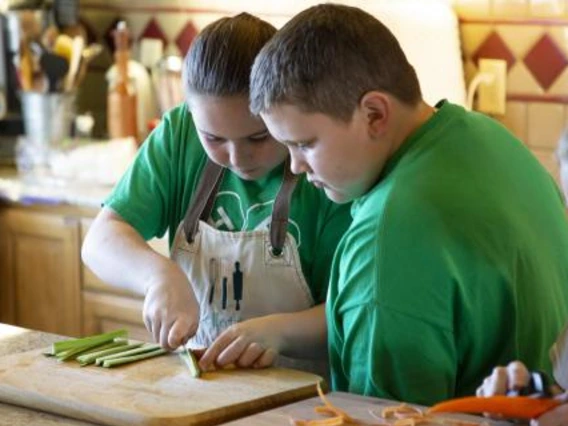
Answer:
0, 347, 322, 426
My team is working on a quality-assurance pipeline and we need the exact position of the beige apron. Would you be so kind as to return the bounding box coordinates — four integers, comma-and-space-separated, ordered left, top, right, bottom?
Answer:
170, 159, 328, 377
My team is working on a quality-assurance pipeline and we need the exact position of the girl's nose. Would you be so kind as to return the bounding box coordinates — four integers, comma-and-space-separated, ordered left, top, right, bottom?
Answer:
229, 142, 251, 167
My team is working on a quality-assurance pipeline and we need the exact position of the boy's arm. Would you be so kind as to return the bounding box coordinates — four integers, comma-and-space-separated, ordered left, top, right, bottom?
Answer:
198, 303, 327, 370
82, 207, 199, 350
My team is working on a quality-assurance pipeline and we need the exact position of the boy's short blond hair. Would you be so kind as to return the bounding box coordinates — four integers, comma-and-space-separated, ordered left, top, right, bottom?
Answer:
250, 4, 422, 122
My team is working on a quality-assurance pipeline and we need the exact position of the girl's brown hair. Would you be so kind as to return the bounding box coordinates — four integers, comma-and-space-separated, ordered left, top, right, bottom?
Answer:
183, 13, 276, 98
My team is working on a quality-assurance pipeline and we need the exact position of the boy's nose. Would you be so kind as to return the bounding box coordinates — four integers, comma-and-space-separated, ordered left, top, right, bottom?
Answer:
289, 152, 308, 175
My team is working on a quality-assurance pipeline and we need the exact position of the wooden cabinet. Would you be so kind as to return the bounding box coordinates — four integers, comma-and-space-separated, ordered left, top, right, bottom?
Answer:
0, 203, 167, 341
0, 207, 82, 336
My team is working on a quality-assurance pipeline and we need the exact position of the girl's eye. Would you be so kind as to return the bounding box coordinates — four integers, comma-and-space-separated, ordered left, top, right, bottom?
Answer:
203, 134, 224, 143
248, 132, 270, 143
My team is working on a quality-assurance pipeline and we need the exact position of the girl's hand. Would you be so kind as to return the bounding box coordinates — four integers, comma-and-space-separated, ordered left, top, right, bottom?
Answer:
143, 263, 200, 350
198, 316, 282, 371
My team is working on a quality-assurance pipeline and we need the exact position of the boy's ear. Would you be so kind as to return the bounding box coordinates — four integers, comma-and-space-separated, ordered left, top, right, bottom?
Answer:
359, 91, 390, 138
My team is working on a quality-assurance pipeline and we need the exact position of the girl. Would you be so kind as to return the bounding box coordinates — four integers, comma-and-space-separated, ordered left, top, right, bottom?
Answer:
82, 13, 351, 373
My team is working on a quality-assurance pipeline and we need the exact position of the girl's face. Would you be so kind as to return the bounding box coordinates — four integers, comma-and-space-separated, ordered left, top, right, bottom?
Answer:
188, 94, 289, 181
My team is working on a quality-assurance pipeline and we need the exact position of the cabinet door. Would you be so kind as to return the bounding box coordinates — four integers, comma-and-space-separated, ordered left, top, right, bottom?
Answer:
0, 208, 81, 336
83, 291, 152, 342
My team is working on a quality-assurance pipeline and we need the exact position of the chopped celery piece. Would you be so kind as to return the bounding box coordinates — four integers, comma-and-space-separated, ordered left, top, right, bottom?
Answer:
73, 340, 126, 358
179, 348, 201, 378
51, 329, 127, 355
77, 341, 139, 366
95, 344, 162, 366
57, 339, 115, 362
102, 348, 168, 368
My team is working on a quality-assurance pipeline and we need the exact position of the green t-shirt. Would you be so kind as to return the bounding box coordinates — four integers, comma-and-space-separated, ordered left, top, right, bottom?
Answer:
327, 100, 568, 405
105, 105, 352, 303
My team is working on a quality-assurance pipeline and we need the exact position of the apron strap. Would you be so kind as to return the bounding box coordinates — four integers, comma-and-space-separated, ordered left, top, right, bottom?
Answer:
183, 160, 225, 243
270, 157, 299, 255
182, 157, 299, 252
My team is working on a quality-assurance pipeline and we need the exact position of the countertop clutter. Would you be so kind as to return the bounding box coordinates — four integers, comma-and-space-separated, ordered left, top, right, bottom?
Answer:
0, 166, 112, 208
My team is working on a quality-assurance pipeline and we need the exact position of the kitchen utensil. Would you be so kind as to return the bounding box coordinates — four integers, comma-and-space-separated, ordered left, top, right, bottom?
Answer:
53, 0, 79, 28
222, 276, 228, 310
233, 261, 243, 311
151, 55, 183, 114
208, 257, 217, 305
107, 21, 137, 139
506, 370, 554, 397
40, 51, 69, 92
63, 35, 83, 91
0, 346, 322, 426
428, 395, 561, 420
73, 42, 102, 88
18, 40, 33, 90
20, 91, 75, 165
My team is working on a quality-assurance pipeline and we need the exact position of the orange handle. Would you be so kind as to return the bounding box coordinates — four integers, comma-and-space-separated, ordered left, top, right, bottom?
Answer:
428, 396, 561, 419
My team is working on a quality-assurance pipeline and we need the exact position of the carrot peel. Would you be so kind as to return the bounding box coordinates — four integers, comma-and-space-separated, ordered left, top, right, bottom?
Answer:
428, 396, 561, 419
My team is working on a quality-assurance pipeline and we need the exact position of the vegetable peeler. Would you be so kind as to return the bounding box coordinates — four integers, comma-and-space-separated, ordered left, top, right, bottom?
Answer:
429, 371, 562, 419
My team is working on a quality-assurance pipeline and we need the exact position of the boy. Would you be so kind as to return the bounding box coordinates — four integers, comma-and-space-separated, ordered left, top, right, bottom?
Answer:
248, 4, 568, 404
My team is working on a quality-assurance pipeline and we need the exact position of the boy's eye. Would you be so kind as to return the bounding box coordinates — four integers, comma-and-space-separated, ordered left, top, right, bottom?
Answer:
296, 141, 312, 151
248, 132, 270, 142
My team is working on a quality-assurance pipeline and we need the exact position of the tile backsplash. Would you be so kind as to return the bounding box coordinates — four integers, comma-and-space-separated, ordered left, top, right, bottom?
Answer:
456, 0, 568, 183
78, 0, 568, 185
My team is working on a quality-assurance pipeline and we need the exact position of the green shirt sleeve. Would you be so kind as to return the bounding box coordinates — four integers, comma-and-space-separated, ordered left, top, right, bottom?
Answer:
104, 105, 206, 243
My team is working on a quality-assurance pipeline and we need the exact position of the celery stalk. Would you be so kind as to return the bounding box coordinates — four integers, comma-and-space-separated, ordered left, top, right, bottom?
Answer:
76, 341, 139, 366
95, 344, 162, 366
179, 348, 201, 378
102, 348, 168, 368
51, 329, 127, 355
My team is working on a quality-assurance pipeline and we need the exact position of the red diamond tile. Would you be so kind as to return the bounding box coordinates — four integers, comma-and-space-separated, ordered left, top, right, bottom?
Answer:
472, 31, 516, 70
524, 34, 568, 91
139, 18, 168, 48
175, 21, 198, 56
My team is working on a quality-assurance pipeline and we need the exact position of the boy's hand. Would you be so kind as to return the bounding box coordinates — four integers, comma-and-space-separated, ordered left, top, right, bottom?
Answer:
476, 361, 531, 396
143, 264, 200, 350
198, 316, 282, 370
